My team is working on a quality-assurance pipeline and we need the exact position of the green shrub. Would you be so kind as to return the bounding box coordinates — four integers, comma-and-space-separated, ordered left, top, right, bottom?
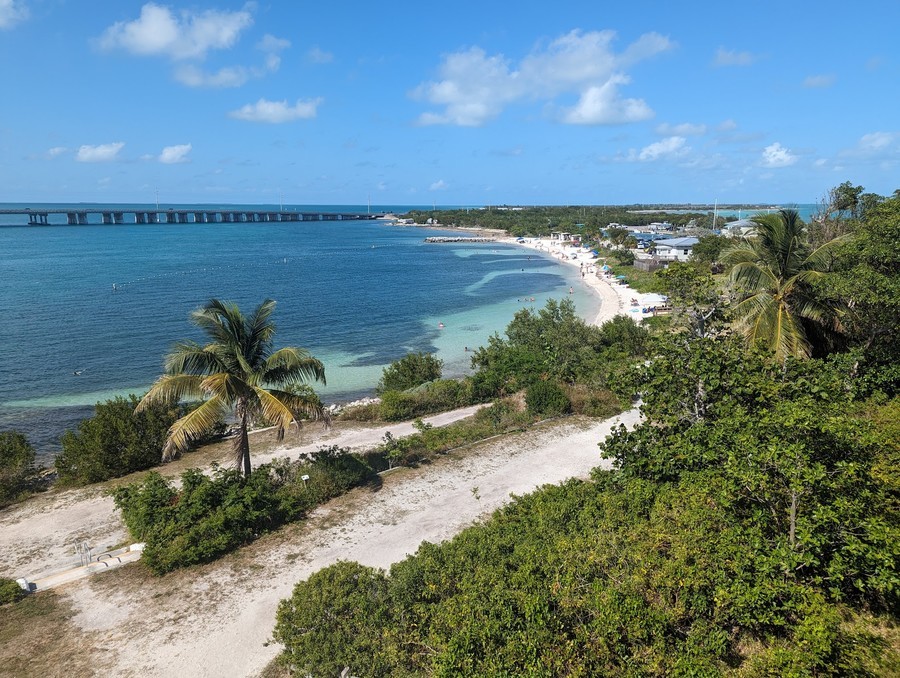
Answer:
564, 384, 622, 418
376, 352, 443, 394
0, 431, 36, 508
112, 448, 374, 574
56, 396, 226, 486
0, 577, 26, 605
275, 561, 394, 677
525, 380, 571, 417
379, 379, 477, 422
55, 396, 180, 486
336, 401, 381, 421
378, 390, 416, 422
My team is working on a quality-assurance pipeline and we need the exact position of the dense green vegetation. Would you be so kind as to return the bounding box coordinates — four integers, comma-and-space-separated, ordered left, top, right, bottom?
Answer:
137, 298, 326, 478
112, 447, 375, 574
470, 299, 648, 399
274, 338, 898, 676
0, 431, 39, 507
403, 205, 737, 237
273, 186, 899, 675
722, 208, 848, 360
54, 395, 184, 486
376, 352, 444, 394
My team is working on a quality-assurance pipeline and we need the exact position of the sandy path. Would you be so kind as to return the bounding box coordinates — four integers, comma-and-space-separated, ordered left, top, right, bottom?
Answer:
63, 408, 639, 677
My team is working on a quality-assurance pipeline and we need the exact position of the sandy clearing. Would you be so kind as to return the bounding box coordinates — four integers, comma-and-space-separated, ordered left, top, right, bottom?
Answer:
64, 408, 639, 677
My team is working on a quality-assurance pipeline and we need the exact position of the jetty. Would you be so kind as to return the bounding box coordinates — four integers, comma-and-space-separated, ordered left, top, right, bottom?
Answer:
424, 236, 496, 243
0, 207, 384, 226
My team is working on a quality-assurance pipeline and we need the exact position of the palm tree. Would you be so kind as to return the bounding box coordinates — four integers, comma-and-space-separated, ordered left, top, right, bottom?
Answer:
136, 299, 326, 477
721, 209, 847, 360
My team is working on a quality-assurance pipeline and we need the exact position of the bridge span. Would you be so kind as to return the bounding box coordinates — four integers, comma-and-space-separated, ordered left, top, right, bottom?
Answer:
0, 207, 384, 226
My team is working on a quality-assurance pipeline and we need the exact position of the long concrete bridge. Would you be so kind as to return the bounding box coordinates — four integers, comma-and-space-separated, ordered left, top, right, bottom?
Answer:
0, 207, 384, 226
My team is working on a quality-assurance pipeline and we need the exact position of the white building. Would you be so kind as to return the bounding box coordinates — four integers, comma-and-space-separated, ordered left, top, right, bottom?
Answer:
654, 237, 699, 261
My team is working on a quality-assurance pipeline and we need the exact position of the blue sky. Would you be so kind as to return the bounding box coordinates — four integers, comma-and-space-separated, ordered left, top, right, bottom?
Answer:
0, 1, 897, 206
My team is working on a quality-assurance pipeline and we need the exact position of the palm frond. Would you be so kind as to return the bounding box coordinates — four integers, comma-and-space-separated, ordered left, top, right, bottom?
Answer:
264, 347, 327, 386
136, 374, 206, 412
803, 232, 853, 271
199, 372, 249, 404
728, 260, 778, 294
246, 299, 277, 365
164, 342, 226, 375
267, 387, 327, 422
252, 386, 298, 441
162, 396, 229, 460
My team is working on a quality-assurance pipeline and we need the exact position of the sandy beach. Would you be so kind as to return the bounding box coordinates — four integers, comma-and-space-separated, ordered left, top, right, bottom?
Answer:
502, 234, 665, 324
0, 232, 646, 677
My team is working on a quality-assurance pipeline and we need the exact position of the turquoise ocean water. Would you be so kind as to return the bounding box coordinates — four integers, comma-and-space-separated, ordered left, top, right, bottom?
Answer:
0, 204, 599, 462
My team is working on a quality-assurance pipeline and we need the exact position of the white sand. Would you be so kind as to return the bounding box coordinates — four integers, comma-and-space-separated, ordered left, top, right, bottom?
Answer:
503, 236, 665, 324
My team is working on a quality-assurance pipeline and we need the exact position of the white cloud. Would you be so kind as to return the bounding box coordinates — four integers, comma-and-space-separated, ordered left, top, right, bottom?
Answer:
173, 33, 287, 88
159, 143, 192, 164
307, 46, 333, 64
175, 64, 253, 87
229, 98, 323, 123
97, 3, 252, 60
713, 47, 759, 67
656, 122, 706, 136
412, 29, 673, 127
760, 142, 797, 168
858, 131, 897, 152
717, 119, 738, 131
430, 179, 448, 191
258, 34, 290, 53
637, 136, 688, 161
803, 74, 835, 88
562, 75, 653, 125
47, 146, 68, 158
0, 0, 28, 29
76, 142, 125, 163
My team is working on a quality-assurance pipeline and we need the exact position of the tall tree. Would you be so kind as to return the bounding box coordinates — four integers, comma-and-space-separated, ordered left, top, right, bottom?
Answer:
136, 299, 325, 477
722, 209, 847, 360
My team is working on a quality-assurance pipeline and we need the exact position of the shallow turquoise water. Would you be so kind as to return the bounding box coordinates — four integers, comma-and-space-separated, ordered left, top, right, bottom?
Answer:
0, 215, 598, 459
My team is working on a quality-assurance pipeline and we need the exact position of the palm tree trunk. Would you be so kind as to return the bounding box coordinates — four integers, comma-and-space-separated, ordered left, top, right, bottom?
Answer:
233, 399, 252, 478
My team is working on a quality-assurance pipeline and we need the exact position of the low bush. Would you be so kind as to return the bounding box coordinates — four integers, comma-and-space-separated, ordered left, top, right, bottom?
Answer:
366, 398, 532, 470
112, 447, 374, 574
525, 380, 571, 417
0, 577, 26, 605
376, 352, 443, 394
336, 401, 381, 422
379, 378, 477, 422
564, 384, 622, 418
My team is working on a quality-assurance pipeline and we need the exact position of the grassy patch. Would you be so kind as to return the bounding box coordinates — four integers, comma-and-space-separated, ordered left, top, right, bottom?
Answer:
605, 261, 660, 293
0, 592, 97, 677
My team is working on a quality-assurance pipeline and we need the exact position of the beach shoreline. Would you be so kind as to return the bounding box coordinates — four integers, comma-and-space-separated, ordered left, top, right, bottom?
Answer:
409, 220, 642, 326
494, 232, 667, 326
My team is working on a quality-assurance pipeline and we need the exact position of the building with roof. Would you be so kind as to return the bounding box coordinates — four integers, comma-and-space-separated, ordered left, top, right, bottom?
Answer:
654, 237, 699, 261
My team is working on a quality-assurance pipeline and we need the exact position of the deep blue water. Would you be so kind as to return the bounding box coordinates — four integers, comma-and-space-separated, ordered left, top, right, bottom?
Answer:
0, 208, 597, 461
